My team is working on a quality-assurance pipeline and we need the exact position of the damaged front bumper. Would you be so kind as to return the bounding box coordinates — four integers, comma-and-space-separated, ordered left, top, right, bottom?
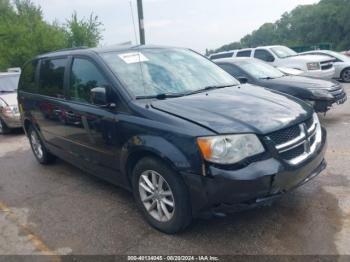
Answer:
182, 128, 327, 217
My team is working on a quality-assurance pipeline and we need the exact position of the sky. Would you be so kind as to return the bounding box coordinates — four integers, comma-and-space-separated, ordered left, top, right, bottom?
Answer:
32, 0, 319, 53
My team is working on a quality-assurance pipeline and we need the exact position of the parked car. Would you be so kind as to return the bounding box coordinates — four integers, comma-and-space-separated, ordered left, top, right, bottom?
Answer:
210, 45, 335, 79
0, 72, 21, 134
300, 50, 350, 83
277, 67, 304, 76
342, 50, 350, 57
18, 46, 327, 234
215, 58, 347, 113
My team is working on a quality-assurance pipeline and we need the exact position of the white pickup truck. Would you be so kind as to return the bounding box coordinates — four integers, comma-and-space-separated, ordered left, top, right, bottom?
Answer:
210, 45, 335, 79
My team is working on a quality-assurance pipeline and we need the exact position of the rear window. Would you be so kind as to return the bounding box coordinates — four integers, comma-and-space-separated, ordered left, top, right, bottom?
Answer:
236, 50, 252, 57
39, 58, 67, 98
18, 60, 38, 93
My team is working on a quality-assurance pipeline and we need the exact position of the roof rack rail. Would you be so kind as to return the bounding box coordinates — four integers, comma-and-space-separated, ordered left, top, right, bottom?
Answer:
39, 46, 89, 56
54, 46, 89, 52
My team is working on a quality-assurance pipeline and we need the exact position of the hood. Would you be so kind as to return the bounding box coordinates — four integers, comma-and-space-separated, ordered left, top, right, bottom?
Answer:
0, 92, 18, 106
287, 54, 333, 63
265, 75, 339, 90
151, 85, 312, 135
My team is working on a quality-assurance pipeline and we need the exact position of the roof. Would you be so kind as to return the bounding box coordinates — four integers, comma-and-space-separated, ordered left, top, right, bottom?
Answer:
256, 45, 282, 49
34, 45, 176, 60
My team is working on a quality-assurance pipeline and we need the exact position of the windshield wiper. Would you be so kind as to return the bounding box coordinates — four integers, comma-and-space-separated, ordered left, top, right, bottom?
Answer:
136, 93, 185, 100
259, 77, 275, 80
185, 84, 237, 95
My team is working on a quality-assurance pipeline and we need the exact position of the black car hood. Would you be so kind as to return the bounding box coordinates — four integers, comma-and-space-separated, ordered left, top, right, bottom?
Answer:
151, 85, 312, 135
263, 75, 339, 90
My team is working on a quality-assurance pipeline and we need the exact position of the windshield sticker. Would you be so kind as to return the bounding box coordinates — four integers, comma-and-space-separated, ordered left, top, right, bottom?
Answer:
118, 52, 149, 64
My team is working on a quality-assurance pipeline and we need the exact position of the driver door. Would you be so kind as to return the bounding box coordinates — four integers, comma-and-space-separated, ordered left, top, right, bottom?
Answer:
63, 56, 122, 181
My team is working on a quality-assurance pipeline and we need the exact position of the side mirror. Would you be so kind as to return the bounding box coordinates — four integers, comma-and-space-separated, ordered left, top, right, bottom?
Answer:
91, 87, 107, 106
237, 77, 248, 84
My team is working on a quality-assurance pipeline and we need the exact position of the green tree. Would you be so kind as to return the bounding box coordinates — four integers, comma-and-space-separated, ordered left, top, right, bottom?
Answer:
210, 0, 350, 54
65, 11, 103, 48
0, 0, 104, 70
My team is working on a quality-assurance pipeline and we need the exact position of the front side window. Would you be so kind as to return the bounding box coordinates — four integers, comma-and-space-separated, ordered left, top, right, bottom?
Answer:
254, 50, 275, 62
218, 64, 245, 78
18, 60, 38, 93
270, 46, 297, 58
238, 60, 284, 79
39, 58, 67, 98
100, 48, 238, 98
69, 58, 109, 104
236, 50, 252, 57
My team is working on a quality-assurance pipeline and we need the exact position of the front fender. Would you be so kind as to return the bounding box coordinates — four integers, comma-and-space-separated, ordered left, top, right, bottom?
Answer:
120, 135, 201, 178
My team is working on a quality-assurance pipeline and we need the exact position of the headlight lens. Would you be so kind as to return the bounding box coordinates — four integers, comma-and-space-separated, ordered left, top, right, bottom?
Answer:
309, 89, 333, 99
197, 134, 265, 164
307, 62, 321, 71
1, 105, 19, 117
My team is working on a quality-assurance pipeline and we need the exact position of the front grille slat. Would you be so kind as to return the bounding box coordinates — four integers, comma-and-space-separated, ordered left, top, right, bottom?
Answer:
268, 125, 300, 145
267, 117, 320, 165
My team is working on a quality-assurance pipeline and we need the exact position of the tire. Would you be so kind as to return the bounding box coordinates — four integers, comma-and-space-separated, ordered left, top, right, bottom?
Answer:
28, 126, 56, 165
132, 157, 192, 234
0, 118, 11, 134
341, 68, 350, 83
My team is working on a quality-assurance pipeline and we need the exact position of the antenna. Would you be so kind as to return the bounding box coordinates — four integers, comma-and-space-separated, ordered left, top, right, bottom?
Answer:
129, 1, 139, 45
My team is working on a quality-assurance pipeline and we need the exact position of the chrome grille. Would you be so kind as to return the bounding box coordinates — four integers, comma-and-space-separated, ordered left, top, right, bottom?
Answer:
268, 125, 300, 145
267, 115, 322, 165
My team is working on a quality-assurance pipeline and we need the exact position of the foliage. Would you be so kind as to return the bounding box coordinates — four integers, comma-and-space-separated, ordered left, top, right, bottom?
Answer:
65, 11, 103, 48
0, 0, 104, 70
207, 0, 350, 55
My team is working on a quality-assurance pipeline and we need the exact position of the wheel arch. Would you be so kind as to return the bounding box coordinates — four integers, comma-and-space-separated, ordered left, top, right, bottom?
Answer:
340, 67, 350, 81
121, 135, 197, 189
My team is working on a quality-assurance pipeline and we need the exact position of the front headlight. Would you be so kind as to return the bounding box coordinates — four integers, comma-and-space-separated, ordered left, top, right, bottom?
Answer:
309, 89, 334, 99
197, 134, 265, 164
1, 105, 19, 117
307, 62, 321, 71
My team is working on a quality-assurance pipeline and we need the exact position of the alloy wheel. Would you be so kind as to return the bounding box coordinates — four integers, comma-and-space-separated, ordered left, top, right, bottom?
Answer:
138, 170, 175, 222
30, 131, 43, 159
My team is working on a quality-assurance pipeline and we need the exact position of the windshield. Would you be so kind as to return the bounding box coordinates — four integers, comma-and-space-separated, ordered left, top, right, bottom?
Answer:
270, 46, 298, 58
100, 48, 238, 98
238, 59, 285, 79
0, 73, 20, 92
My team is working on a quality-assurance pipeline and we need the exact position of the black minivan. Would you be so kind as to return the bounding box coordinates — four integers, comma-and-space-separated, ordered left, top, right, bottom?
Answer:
18, 46, 327, 234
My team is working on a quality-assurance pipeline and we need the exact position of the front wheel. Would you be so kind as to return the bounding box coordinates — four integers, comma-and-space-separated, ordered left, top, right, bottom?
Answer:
132, 157, 192, 234
0, 118, 10, 134
28, 126, 56, 164
341, 68, 350, 83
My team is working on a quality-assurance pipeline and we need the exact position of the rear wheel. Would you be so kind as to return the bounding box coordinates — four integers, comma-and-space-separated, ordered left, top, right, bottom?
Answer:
132, 157, 192, 234
341, 68, 350, 83
28, 126, 56, 164
0, 118, 11, 134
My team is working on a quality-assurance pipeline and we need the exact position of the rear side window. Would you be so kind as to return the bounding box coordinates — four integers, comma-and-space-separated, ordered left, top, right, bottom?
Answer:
254, 49, 275, 62
69, 58, 109, 104
19, 60, 38, 93
39, 58, 67, 98
210, 52, 234, 60
236, 50, 252, 57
